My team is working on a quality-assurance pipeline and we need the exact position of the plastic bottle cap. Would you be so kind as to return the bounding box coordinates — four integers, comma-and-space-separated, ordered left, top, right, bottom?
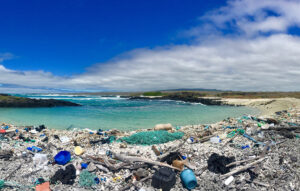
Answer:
81, 163, 88, 169
74, 146, 84, 155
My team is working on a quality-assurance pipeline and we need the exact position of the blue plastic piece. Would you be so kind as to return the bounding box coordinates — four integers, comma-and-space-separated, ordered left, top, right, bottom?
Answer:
54, 151, 71, 165
241, 145, 250, 149
15, 129, 19, 133
94, 177, 100, 184
181, 155, 187, 160
180, 169, 197, 190
27, 146, 42, 152
190, 137, 194, 142
81, 163, 88, 169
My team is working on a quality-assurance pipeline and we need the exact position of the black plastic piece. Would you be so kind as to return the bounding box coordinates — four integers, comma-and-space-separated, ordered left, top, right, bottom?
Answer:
151, 167, 176, 191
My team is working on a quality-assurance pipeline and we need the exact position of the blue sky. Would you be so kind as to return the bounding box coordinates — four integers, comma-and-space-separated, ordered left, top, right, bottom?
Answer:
0, 0, 300, 92
0, 0, 226, 75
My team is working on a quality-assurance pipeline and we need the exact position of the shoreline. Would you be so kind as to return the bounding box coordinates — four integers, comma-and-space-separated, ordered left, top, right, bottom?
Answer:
0, 98, 299, 190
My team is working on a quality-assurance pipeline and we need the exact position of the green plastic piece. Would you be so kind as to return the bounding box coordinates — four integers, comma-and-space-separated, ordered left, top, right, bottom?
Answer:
0, 179, 4, 189
120, 130, 184, 145
227, 128, 245, 138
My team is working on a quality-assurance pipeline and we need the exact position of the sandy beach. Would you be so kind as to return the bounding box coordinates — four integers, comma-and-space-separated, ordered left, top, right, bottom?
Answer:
222, 97, 300, 117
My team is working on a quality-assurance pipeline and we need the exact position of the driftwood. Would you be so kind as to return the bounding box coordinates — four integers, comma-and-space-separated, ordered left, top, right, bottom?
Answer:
220, 157, 266, 179
157, 140, 187, 161
103, 156, 130, 171
261, 126, 300, 131
226, 156, 262, 168
245, 179, 270, 187
111, 152, 181, 171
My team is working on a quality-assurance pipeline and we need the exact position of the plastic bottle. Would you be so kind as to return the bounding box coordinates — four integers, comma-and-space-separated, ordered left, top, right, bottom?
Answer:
180, 169, 197, 189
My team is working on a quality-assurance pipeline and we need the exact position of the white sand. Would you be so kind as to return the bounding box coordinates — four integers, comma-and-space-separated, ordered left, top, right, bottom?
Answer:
222, 97, 300, 117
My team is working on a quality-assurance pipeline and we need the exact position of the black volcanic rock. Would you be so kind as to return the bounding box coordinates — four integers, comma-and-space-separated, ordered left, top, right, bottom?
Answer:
0, 94, 81, 107
130, 92, 224, 105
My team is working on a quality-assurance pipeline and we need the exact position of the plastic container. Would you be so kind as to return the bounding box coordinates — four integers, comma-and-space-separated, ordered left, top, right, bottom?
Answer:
54, 151, 71, 165
180, 169, 197, 190
151, 167, 176, 191
33, 153, 48, 168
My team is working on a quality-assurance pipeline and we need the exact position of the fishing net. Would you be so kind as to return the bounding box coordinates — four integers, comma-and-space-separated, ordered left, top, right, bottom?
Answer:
79, 170, 96, 187
120, 130, 184, 145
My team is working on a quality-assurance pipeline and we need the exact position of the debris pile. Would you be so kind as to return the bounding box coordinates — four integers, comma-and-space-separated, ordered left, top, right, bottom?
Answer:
0, 109, 299, 190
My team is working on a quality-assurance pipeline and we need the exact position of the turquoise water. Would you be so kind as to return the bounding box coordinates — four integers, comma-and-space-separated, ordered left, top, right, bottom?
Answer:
0, 94, 257, 131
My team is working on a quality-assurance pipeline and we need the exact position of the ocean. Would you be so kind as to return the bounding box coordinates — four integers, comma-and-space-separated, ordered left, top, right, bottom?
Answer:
0, 94, 257, 131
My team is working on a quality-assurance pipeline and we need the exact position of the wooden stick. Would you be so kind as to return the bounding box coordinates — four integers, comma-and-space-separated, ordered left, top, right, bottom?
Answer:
245, 179, 270, 187
226, 157, 261, 168
220, 157, 266, 179
112, 152, 181, 171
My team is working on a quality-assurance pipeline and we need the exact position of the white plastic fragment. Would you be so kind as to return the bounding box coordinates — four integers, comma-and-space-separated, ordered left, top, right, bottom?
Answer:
224, 176, 234, 185
60, 136, 71, 144
32, 153, 48, 168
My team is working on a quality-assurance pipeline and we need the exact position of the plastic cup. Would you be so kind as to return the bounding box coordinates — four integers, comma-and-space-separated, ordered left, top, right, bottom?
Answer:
180, 169, 197, 189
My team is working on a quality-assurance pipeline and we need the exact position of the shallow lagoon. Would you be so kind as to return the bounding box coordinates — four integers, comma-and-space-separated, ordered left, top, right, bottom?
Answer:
0, 94, 257, 131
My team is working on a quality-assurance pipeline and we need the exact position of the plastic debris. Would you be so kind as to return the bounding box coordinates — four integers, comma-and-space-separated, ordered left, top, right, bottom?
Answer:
33, 153, 48, 168
79, 170, 96, 187
74, 146, 84, 155
50, 164, 76, 185
27, 146, 43, 152
54, 151, 71, 165
224, 176, 234, 185
210, 136, 221, 143
180, 169, 197, 190
120, 130, 184, 145
207, 153, 235, 174
151, 167, 176, 191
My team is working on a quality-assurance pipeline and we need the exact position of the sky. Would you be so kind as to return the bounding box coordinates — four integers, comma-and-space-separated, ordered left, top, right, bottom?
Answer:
0, 0, 300, 93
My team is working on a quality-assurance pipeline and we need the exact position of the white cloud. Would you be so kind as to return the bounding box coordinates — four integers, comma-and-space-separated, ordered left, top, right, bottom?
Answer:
201, 0, 300, 36
0, 0, 300, 92
74, 34, 300, 91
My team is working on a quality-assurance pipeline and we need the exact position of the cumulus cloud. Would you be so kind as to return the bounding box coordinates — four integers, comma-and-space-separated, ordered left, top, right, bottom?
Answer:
201, 0, 300, 36
74, 34, 300, 91
0, 0, 300, 92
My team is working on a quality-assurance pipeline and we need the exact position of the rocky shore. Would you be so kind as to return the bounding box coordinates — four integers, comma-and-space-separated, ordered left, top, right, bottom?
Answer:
129, 92, 224, 105
0, 94, 81, 107
0, 98, 299, 191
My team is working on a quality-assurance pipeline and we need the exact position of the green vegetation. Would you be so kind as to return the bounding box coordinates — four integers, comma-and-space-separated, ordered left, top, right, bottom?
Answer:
142, 91, 166, 96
